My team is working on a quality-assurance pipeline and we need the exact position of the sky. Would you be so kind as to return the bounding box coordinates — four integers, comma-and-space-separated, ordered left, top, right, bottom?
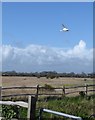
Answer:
1, 2, 93, 73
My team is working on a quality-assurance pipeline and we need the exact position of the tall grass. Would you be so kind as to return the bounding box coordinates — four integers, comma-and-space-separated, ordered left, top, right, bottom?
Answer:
1, 95, 95, 120
37, 95, 95, 120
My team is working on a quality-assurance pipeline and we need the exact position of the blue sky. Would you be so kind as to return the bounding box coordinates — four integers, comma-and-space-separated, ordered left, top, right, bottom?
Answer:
2, 2, 93, 73
3, 2, 93, 48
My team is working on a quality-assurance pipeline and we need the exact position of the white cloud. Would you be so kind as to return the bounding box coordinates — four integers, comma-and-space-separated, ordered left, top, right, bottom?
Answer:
67, 40, 93, 60
1, 40, 93, 73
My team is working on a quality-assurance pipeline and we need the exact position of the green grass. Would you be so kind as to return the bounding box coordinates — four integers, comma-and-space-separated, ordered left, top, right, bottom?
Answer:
1, 95, 95, 120
0, 105, 2, 117
37, 95, 95, 120
2, 105, 27, 120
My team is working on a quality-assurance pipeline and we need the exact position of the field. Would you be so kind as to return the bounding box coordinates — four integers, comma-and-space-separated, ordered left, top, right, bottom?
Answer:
1, 76, 95, 120
1, 76, 94, 97
2, 76, 93, 87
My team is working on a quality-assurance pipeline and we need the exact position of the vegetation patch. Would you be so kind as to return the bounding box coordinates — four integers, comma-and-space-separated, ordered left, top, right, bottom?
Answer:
1, 95, 95, 120
37, 95, 95, 120
44, 84, 54, 91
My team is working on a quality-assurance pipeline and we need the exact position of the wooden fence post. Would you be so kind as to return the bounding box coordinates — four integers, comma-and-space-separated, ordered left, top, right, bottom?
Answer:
62, 86, 65, 97
0, 86, 2, 100
27, 96, 37, 120
35, 84, 39, 100
84, 84, 88, 96
0, 86, 1, 118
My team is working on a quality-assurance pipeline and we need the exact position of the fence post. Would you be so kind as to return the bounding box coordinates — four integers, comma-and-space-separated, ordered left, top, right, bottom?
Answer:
27, 96, 37, 120
35, 84, 39, 100
39, 108, 43, 120
0, 86, 1, 118
84, 84, 88, 96
0, 86, 2, 100
62, 85, 65, 97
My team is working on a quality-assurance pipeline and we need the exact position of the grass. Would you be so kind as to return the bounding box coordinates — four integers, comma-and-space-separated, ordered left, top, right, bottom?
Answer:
0, 105, 2, 117
37, 95, 95, 120
1, 95, 95, 120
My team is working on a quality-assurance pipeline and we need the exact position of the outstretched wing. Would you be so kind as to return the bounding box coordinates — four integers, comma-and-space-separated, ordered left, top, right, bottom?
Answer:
62, 24, 66, 28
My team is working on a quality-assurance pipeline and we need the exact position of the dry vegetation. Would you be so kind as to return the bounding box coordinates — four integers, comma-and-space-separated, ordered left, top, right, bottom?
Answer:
2, 76, 93, 87
1, 76, 94, 97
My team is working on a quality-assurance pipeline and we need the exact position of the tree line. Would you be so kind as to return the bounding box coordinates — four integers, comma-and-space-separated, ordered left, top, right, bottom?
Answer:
1, 70, 95, 78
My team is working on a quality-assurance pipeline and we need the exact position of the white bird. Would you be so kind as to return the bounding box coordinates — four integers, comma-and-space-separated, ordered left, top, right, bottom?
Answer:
60, 24, 69, 32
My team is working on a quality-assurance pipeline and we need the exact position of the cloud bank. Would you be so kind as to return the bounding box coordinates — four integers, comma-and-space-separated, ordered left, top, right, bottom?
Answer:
1, 40, 93, 73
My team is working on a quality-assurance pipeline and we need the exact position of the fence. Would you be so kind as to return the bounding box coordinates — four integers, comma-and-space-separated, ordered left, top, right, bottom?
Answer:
0, 84, 94, 120
39, 108, 82, 120
0, 96, 83, 120
0, 96, 37, 120
1, 84, 95, 98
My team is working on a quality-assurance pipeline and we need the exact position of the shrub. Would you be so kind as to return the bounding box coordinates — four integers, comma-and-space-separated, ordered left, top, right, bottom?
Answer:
79, 91, 85, 97
44, 84, 54, 91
